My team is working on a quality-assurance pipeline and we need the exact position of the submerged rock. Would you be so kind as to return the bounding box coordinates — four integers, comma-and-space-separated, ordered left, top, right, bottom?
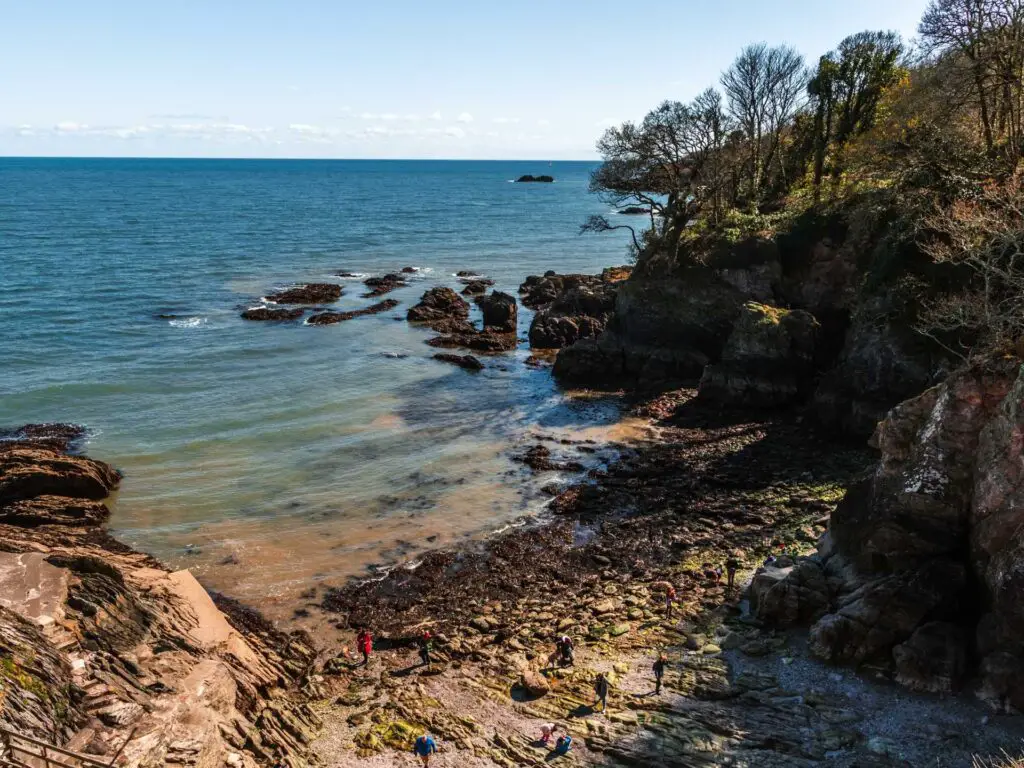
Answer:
363, 273, 408, 297
266, 283, 343, 304
307, 299, 399, 325
432, 353, 483, 371
514, 175, 554, 183
241, 307, 305, 321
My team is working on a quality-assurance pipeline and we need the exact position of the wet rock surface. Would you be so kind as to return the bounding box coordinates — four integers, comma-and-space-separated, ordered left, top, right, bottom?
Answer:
311, 390, 1021, 766
475, 291, 518, 333
363, 273, 408, 297
407, 287, 470, 327
307, 299, 400, 325
241, 307, 305, 321
433, 353, 484, 371
519, 267, 631, 351
266, 283, 343, 304
0, 432, 320, 766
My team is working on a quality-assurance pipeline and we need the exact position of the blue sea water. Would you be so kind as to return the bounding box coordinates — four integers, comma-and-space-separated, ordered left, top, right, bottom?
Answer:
0, 158, 636, 615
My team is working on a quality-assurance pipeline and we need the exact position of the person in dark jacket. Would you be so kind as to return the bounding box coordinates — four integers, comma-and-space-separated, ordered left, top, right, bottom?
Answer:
593, 672, 610, 711
418, 630, 433, 670
653, 653, 666, 694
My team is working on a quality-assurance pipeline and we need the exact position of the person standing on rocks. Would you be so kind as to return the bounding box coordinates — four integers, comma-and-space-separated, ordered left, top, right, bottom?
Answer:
413, 733, 438, 765
593, 672, 610, 712
356, 628, 373, 666
556, 635, 574, 666
726, 557, 740, 592
418, 630, 433, 670
539, 722, 557, 745
653, 653, 666, 695
664, 584, 677, 619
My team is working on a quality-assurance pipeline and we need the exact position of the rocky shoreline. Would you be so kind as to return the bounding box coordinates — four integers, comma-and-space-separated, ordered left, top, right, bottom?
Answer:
0, 426, 320, 767
7, 255, 1024, 766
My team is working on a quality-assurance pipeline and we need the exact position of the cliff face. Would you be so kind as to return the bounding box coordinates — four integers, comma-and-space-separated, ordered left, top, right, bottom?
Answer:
0, 430, 320, 766
753, 359, 1024, 709
552, 214, 946, 438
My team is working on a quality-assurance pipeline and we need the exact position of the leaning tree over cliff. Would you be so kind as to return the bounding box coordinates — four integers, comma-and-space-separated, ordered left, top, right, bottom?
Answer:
582, 89, 732, 264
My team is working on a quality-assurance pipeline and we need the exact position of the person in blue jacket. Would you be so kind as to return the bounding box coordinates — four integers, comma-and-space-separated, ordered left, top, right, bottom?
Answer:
414, 733, 438, 765
554, 733, 573, 755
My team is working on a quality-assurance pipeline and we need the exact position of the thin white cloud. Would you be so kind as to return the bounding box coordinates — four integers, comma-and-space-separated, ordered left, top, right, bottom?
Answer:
537, 118, 551, 127
456, 112, 474, 123
492, 117, 520, 125
445, 126, 466, 139
55, 121, 88, 132
429, 111, 442, 121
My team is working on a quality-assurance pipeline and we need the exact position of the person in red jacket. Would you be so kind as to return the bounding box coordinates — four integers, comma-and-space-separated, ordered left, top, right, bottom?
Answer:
356, 628, 372, 666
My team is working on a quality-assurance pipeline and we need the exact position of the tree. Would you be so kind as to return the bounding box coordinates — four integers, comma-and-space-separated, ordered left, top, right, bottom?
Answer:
583, 91, 733, 264
721, 43, 807, 208
917, 174, 1024, 356
808, 31, 905, 195
919, 0, 1024, 164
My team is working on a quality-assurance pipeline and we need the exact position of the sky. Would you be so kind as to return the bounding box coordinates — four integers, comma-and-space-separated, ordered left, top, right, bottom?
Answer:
0, 0, 930, 160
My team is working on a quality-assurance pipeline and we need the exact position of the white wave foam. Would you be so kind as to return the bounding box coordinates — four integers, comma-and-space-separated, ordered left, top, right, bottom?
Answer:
169, 317, 207, 329
335, 273, 368, 280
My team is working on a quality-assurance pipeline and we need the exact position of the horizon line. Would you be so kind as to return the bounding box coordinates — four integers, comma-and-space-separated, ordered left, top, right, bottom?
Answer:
0, 154, 602, 162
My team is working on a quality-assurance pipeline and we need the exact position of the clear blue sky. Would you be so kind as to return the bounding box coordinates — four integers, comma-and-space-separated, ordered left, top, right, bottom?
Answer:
0, 0, 929, 159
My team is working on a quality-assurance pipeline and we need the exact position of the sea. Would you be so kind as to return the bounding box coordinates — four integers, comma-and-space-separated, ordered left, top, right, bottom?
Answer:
0, 157, 639, 619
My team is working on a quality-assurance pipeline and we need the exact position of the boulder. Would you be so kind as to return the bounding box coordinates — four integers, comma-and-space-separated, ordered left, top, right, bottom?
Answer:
241, 307, 304, 321
519, 270, 629, 310
519, 669, 550, 697
813, 296, 945, 438
893, 621, 967, 693
515, 175, 554, 183
266, 283, 342, 304
757, 358, 1024, 705
476, 291, 517, 333
407, 287, 470, 326
699, 302, 819, 407
460, 280, 492, 295
750, 560, 830, 626
0, 445, 121, 505
553, 270, 744, 388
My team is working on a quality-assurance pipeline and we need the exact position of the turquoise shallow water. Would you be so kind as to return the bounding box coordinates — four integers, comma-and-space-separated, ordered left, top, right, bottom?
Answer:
0, 158, 636, 614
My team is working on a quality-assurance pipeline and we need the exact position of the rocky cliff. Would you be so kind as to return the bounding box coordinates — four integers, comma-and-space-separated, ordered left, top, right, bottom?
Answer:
752, 357, 1024, 710
0, 427, 320, 766
553, 212, 947, 437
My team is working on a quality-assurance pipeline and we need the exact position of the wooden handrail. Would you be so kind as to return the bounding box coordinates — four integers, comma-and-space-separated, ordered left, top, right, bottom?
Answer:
0, 727, 114, 768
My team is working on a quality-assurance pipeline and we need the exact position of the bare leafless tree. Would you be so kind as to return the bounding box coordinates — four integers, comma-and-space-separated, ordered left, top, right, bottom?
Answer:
920, 0, 1024, 164
917, 174, 1024, 356
722, 43, 807, 207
